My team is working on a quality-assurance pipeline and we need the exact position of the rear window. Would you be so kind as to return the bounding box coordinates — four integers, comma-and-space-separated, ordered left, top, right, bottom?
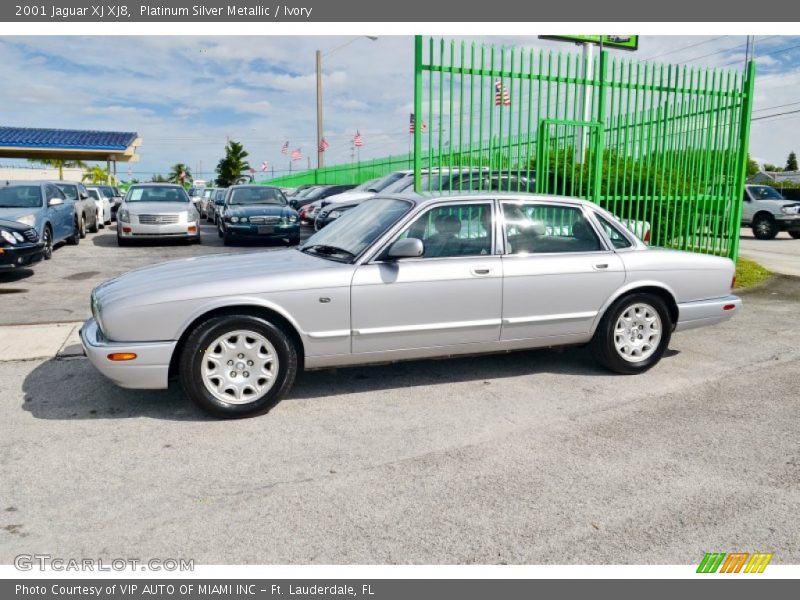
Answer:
55, 184, 78, 200
596, 214, 632, 249
87, 190, 101, 200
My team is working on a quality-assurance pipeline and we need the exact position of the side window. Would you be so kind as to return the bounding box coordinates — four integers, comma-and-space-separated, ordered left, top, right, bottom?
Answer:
596, 215, 632, 249
502, 203, 602, 254
743, 191, 750, 202
46, 185, 65, 202
396, 203, 493, 258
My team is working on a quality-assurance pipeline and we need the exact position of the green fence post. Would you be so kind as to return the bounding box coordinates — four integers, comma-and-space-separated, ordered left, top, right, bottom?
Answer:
730, 60, 755, 262
413, 35, 423, 192
592, 49, 608, 203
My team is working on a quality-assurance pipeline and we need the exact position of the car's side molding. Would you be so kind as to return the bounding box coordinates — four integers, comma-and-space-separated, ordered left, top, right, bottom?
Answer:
503, 311, 597, 325
353, 318, 501, 337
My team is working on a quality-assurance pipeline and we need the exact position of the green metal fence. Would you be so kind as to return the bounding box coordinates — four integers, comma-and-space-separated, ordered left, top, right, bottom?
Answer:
413, 36, 756, 259
262, 152, 414, 187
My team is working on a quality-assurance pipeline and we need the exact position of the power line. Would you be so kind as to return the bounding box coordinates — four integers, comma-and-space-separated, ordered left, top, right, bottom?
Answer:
676, 35, 777, 65
752, 108, 800, 121
719, 40, 800, 67
752, 100, 800, 113
639, 36, 727, 61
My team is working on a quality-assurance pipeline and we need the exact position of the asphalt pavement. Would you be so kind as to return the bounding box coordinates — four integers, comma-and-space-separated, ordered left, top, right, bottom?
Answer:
739, 229, 800, 277
1, 276, 798, 564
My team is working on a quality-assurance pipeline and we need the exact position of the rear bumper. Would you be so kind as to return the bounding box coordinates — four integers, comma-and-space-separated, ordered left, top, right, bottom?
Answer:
674, 295, 741, 332
0, 243, 45, 270
79, 318, 176, 390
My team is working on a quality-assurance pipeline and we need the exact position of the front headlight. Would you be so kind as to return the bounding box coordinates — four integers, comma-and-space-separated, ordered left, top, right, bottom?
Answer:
16, 214, 35, 227
230, 216, 240, 223
781, 205, 800, 215
1, 230, 18, 245
91, 291, 105, 334
118, 209, 130, 223
188, 209, 199, 222
328, 211, 342, 219
282, 215, 299, 224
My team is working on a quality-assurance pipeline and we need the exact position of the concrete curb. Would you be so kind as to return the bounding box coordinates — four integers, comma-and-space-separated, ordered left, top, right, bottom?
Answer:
0, 321, 84, 362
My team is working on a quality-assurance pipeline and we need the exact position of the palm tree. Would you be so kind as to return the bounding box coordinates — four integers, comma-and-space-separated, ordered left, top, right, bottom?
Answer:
82, 165, 111, 184
215, 141, 251, 187
168, 163, 193, 186
28, 158, 87, 180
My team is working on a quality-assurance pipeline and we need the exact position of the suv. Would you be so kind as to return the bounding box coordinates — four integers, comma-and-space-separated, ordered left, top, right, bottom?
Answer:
742, 184, 800, 240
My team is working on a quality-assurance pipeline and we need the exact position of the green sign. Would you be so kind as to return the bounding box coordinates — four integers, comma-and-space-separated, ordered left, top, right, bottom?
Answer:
539, 35, 639, 51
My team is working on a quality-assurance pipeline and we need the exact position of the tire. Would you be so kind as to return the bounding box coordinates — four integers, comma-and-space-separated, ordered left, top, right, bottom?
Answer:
178, 314, 298, 418
218, 225, 224, 238
42, 226, 53, 260
78, 214, 87, 239
789, 231, 800, 239
752, 214, 778, 240
66, 218, 80, 245
223, 233, 232, 246
590, 292, 672, 375
288, 235, 301, 245
89, 211, 99, 233
98, 210, 105, 229
117, 235, 130, 247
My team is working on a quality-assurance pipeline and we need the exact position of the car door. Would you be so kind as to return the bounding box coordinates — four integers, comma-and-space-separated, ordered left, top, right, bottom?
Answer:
741, 188, 754, 224
499, 201, 625, 340
45, 184, 72, 240
350, 200, 502, 354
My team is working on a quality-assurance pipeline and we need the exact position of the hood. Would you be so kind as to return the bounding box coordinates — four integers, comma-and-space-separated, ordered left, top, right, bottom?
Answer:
224, 204, 296, 218
0, 217, 34, 232
94, 248, 350, 311
124, 202, 194, 214
0, 207, 37, 222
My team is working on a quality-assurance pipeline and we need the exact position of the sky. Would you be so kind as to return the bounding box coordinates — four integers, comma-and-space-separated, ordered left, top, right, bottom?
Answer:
1, 34, 799, 181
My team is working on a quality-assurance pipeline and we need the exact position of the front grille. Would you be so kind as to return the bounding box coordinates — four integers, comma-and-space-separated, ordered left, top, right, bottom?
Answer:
249, 216, 281, 224
137, 214, 180, 225
23, 228, 39, 243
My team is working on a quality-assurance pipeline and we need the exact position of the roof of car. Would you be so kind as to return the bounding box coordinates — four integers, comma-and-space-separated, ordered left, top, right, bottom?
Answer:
374, 191, 595, 209
129, 183, 184, 187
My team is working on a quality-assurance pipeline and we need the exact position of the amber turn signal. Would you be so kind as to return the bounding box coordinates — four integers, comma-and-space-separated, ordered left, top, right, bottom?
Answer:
107, 352, 137, 361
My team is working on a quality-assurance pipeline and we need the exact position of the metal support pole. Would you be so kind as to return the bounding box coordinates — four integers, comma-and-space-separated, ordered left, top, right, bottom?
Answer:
413, 35, 423, 192
316, 49, 324, 170
730, 60, 756, 262
575, 42, 594, 165
592, 49, 608, 203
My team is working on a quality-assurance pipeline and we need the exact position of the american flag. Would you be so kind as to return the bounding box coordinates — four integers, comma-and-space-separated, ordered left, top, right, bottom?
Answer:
291, 148, 302, 161
353, 130, 364, 147
409, 113, 427, 134
248, 167, 256, 174
261, 161, 269, 172
281, 141, 289, 155
494, 79, 511, 106
318, 138, 330, 153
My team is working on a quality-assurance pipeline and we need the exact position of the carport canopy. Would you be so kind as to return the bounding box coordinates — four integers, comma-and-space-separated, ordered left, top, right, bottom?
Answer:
0, 126, 141, 162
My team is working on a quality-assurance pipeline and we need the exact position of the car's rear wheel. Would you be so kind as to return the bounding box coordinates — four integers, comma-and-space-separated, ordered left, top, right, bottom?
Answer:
752, 214, 778, 240
42, 226, 53, 259
789, 231, 800, 239
97, 210, 105, 229
179, 315, 298, 418
89, 212, 99, 233
591, 293, 672, 375
78, 214, 87, 239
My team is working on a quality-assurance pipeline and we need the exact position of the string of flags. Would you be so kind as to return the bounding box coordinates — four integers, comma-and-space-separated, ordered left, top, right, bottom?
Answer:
318, 138, 330, 153
409, 113, 427, 134
353, 130, 364, 148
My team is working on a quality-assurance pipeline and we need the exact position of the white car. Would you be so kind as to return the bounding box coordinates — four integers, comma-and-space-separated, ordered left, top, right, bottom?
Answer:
86, 187, 112, 228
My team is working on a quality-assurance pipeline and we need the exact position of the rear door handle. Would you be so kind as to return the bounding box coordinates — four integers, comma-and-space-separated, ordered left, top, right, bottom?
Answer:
470, 267, 492, 276
594, 263, 609, 270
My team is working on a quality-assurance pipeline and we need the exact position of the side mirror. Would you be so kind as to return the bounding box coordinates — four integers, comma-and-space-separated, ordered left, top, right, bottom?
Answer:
79, 192, 89, 200
48, 197, 64, 206
289, 199, 297, 208
387, 238, 424, 259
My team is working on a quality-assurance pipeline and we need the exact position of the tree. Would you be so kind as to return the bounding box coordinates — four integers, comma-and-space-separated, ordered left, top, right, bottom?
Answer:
28, 158, 87, 180
786, 151, 798, 172
81, 165, 111, 184
215, 140, 250, 187
763, 163, 782, 172
746, 153, 759, 177
168, 163, 193, 186
151, 174, 168, 182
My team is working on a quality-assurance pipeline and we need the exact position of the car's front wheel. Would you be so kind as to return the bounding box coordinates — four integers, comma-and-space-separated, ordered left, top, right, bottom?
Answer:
591, 293, 672, 375
179, 314, 298, 418
789, 231, 800, 239
42, 225, 53, 259
66, 218, 80, 245
752, 214, 778, 240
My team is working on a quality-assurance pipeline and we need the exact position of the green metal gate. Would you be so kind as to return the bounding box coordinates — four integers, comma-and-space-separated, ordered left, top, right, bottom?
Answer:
412, 36, 756, 259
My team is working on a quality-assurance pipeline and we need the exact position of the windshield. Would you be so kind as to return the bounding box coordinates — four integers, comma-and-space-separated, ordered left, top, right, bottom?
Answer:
371, 171, 409, 192
202, 189, 214, 198
126, 186, 190, 203
749, 186, 784, 200
0, 185, 42, 208
382, 176, 415, 193
55, 184, 78, 200
301, 198, 413, 261
98, 186, 114, 198
353, 179, 380, 192
228, 187, 286, 206
87, 190, 100, 200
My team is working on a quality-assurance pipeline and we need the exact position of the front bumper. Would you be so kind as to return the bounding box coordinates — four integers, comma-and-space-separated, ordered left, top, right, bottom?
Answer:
79, 318, 176, 390
225, 223, 300, 239
776, 214, 800, 230
118, 221, 200, 240
674, 294, 742, 332
0, 243, 45, 270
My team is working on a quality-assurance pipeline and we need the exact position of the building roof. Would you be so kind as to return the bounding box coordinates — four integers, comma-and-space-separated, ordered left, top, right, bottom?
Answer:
0, 126, 141, 162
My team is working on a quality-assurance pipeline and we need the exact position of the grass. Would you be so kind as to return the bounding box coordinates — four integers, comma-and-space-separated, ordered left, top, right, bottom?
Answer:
735, 257, 773, 289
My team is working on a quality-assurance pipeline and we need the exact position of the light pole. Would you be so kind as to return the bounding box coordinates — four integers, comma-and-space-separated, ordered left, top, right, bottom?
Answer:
316, 36, 378, 169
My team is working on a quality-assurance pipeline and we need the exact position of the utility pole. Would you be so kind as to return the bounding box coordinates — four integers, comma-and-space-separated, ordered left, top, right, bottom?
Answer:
316, 49, 324, 169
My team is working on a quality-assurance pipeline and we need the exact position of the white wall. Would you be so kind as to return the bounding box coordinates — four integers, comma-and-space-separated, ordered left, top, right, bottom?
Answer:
0, 166, 85, 182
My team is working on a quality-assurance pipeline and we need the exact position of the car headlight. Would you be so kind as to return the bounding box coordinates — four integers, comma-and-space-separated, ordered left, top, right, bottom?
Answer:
118, 209, 130, 223
329, 211, 342, 219
230, 216, 240, 223
282, 215, 299, 224
16, 214, 35, 227
1, 230, 18, 245
90, 291, 105, 334
780, 205, 800, 215
187, 209, 199, 222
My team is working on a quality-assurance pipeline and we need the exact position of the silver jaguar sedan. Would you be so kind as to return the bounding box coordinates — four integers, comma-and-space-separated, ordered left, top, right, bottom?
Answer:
116, 183, 201, 246
82, 192, 741, 418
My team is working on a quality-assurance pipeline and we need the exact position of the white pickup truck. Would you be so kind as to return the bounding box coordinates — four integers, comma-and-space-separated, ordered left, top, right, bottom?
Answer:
741, 184, 800, 240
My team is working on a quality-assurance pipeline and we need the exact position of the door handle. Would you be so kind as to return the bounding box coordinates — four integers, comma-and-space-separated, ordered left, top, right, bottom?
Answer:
594, 263, 609, 270
470, 267, 492, 276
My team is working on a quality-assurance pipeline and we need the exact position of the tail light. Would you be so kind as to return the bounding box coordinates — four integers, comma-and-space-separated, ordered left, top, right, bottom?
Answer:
723, 304, 736, 311
643, 228, 651, 243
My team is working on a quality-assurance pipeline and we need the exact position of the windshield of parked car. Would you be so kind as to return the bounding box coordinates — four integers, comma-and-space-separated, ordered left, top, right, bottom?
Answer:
126, 186, 190, 203
228, 187, 286, 206
382, 176, 415, 193
749, 186, 784, 200
301, 198, 413, 261
98, 186, 115, 198
55, 184, 78, 200
87, 189, 101, 200
372, 171, 410, 192
0, 185, 42, 208
202, 189, 214, 198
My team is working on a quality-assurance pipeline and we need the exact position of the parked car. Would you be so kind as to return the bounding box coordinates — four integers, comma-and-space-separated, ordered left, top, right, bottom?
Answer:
207, 188, 227, 224
199, 187, 217, 218
97, 185, 124, 220
284, 184, 318, 199
288, 184, 357, 210
298, 201, 319, 226
315, 196, 369, 230
0, 181, 79, 258
0, 217, 45, 271
741, 184, 800, 240
311, 172, 414, 213
217, 185, 300, 246
85, 187, 112, 228
55, 181, 99, 238
117, 184, 201, 246
187, 186, 205, 214
82, 192, 741, 418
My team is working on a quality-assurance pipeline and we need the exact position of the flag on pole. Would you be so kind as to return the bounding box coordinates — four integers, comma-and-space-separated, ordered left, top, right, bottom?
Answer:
281, 141, 289, 155
291, 148, 302, 161
248, 167, 256, 174
494, 80, 511, 106
318, 138, 330, 153
409, 113, 427, 134
261, 161, 269, 171
354, 130, 364, 147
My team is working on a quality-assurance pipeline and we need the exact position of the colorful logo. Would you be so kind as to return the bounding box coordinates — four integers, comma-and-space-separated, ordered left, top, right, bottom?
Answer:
697, 552, 773, 573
